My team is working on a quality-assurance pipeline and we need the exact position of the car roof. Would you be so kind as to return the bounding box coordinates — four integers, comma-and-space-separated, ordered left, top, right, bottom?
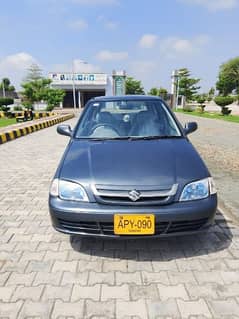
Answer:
92, 95, 163, 102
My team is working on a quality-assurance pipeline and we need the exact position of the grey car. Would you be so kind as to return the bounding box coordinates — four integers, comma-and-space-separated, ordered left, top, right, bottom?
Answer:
49, 95, 217, 238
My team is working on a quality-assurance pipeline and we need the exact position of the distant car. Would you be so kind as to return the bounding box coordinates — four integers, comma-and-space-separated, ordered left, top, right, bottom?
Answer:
49, 95, 217, 238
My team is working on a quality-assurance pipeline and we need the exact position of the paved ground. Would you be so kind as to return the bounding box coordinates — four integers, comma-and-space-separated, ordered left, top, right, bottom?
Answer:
176, 113, 239, 224
0, 117, 239, 318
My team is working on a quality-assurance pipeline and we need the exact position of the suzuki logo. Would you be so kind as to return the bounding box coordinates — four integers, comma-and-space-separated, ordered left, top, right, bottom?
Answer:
128, 190, 141, 202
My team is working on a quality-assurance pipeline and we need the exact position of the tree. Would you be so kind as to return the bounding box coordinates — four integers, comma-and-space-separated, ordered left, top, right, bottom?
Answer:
195, 94, 207, 112
158, 87, 168, 100
21, 78, 51, 106
25, 64, 43, 82
216, 72, 235, 96
178, 68, 200, 102
148, 87, 168, 100
45, 89, 65, 111
148, 87, 159, 96
21, 78, 65, 110
207, 87, 215, 101
125, 77, 145, 95
216, 57, 239, 98
0, 78, 15, 93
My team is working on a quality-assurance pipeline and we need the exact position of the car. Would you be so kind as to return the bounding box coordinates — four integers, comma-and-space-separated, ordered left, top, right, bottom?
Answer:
49, 95, 217, 238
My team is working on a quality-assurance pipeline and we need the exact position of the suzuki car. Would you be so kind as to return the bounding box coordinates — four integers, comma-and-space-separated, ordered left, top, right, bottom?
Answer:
49, 95, 217, 238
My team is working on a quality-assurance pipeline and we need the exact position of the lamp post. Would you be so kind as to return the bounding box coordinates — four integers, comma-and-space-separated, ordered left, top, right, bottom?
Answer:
171, 70, 178, 109
171, 70, 179, 110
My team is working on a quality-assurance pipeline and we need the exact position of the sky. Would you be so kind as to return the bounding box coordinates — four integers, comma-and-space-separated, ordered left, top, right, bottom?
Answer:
0, 0, 239, 92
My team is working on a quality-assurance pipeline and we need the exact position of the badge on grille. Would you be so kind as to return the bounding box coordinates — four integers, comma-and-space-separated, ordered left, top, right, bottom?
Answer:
128, 190, 141, 202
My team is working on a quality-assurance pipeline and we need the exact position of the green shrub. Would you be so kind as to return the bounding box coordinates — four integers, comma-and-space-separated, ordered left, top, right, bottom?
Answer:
196, 105, 206, 113
214, 96, 234, 107
46, 105, 54, 112
13, 106, 23, 111
233, 95, 239, 104
183, 104, 195, 112
214, 96, 233, 116
0, 105, 11, 117
0, 98, 14, 107
22, 101, 34, 110
0, 105, 10, 112
196, 95, 206, 113
6, 111, 15, 118
196, 96, 206, 104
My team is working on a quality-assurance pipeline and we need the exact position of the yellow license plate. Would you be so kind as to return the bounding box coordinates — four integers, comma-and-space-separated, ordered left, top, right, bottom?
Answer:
114, 214, 155, 235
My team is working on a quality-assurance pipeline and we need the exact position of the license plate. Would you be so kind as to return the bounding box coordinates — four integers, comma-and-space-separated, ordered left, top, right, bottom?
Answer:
114, 214, 155, 235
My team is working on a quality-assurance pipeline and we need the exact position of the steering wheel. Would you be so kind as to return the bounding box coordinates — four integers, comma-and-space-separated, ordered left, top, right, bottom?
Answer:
89, 124, 120, 136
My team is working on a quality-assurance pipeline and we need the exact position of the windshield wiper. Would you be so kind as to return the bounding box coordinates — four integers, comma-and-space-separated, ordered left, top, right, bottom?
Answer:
130, 135, 182, 140
87, 137, 132, 141
76, 136, 182, 141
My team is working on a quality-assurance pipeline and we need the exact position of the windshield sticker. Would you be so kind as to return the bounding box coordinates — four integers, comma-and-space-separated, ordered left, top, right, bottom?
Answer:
93, 103, 100, 106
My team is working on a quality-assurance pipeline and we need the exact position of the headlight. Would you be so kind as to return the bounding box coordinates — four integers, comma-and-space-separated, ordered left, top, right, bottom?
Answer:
180, 177, 216, 202
50, 179, 89, 202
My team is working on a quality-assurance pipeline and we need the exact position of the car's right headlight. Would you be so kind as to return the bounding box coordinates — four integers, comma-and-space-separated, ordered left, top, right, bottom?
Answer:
180, 177, 216, 202
50, 179, 89, 202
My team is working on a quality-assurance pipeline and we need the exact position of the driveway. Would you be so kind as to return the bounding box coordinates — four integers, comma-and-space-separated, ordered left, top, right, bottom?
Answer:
176, 113, 239, 224
0, 118, 239, 318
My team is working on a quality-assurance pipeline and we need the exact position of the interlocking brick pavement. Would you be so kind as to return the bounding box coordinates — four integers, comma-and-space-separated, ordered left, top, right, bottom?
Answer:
0, 118, 239, 318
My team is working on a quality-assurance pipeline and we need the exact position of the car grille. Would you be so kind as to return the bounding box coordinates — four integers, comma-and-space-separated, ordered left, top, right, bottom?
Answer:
92, 184, 178, 206
58, 218, 209, 236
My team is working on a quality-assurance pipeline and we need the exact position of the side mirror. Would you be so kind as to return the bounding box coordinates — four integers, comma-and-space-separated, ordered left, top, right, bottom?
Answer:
57, 124, 72, 137
184, 122, 198, 135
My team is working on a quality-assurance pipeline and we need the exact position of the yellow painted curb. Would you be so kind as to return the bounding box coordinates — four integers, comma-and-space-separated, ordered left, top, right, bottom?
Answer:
16, 129, 21, 137
0, 133, 7, 144
0, 114, 74, 145
8, 131, 15, 140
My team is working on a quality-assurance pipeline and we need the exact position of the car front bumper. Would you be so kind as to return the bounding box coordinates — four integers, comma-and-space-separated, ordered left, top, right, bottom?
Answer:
49, 195, 217, 238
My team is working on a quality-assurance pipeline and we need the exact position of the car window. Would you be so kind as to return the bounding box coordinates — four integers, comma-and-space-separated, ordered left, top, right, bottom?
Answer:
75, 100, 181, 139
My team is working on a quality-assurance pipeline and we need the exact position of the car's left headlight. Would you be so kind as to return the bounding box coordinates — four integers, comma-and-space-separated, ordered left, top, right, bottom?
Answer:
180, 177, 216, 202
50, 179, 89, 202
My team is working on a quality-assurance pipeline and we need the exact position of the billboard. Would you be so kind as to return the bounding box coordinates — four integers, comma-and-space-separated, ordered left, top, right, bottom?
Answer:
49, 73, 107, 85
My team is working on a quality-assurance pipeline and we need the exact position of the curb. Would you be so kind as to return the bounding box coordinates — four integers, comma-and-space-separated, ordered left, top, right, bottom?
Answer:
0, 114, 74, 145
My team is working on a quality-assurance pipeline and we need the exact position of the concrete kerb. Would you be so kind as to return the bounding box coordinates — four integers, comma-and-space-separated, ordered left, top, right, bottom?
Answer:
0, 113, 75, 145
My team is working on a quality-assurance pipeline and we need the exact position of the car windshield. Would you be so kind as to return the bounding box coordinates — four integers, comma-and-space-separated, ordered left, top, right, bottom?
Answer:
75, 99, 182, 139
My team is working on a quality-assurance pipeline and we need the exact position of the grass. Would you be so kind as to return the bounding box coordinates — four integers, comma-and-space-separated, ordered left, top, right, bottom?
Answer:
175, 109, 239, 123
0, 118, 16, 128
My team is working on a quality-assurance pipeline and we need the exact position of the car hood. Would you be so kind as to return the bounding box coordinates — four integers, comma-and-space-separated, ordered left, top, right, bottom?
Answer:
59, 138, 209, 189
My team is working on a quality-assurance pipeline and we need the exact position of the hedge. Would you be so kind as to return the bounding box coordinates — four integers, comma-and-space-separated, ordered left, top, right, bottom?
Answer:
0, 98, 14, 107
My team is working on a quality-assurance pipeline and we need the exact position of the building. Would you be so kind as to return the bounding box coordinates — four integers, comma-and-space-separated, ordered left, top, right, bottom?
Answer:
49, 71, 126, 108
